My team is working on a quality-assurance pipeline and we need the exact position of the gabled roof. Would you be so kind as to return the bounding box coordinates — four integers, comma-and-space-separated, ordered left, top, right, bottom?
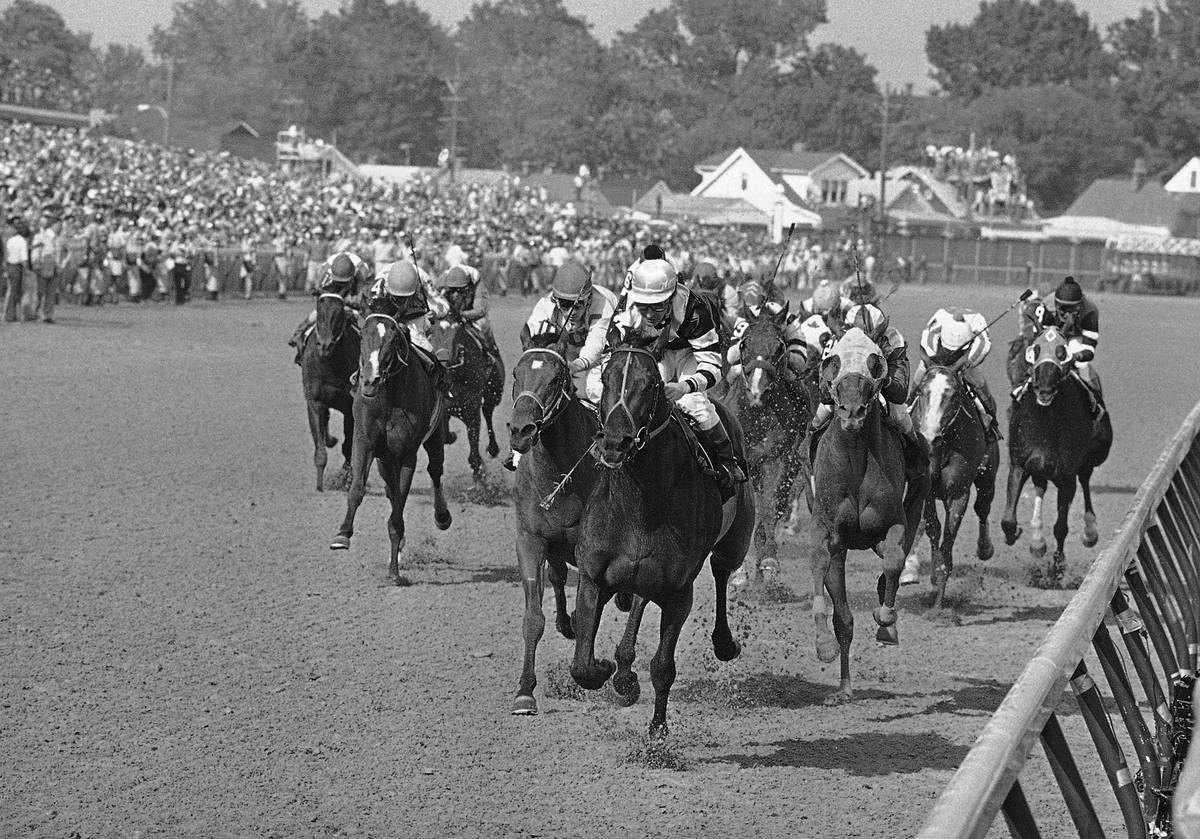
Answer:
1062, 177, 1200, 232
693, 147, 819, 212
886, 166, 970, 218
225, 120, 260, 139
593, 177, 663, 209
697, 147, 867, 177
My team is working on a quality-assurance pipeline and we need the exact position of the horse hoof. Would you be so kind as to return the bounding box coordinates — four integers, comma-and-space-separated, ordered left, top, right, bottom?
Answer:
648, 722, 670, 740
815, 636, 839, 663
611, 672, 641, 706
315, 483, 324, 493
329, 535, 350, 550
824, 689, 853, 706
511, 694, 539, 716
900, 554, 920, 586
571, 659, 615, 691
1082, 513, 1099, 548
445, 432, 458, 445
730, 567, 749, 590
434, 509, 452, 531
977, 540, 995, 561
615, 592, 633, 613
1030, 540, 1047, 559
875, 624, 899, 646
556, 618, 575, 640
712, 634, 741, 662
760, 556, 779, 581
487, 441, 501, 458
1002, 524, 1021, 546
872, 605, 897, 627
388, 573, 412, 588
324, 435, 338, 448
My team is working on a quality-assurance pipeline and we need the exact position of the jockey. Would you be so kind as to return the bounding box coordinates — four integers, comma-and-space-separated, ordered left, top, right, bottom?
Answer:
725, 282, 809, 382
1047, 275, 1106, 423
520, 260, 617, 399
689, 260, 739, 332
801, 278, 852, 327
609, 258, 748, 489
440, 264, 503, 367
365, 259, 447, 353
288, 250, 370, 364
811, 302, 921, 447
913, 307, 1001, 441
841, 275, 880, 307
505, 261, 617, 472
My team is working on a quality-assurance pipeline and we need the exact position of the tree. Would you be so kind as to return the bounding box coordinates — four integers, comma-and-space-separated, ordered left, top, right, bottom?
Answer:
926, 0, 1112, 98
456, 0, 612, 170
0, 0, 90, 79
296, 0, 450, 164
81, 45, 166, 113
150, 0, 310, 148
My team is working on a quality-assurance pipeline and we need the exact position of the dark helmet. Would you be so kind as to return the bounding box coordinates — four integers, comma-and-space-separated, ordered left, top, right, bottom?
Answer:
692, 261, 721, 292
443, 265, 473, 290
1054, 276, 1083, 309
329, 252, 356, 282
641, 243, 666, 261
551, 261, 592, 303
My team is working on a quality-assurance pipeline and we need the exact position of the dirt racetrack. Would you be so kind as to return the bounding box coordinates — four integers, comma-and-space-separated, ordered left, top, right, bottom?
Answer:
4, 285, 1199, 839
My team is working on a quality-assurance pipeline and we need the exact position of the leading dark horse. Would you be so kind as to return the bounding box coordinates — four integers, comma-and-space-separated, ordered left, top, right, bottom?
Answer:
725, 307, 812, 585
906, 366, 999, 609
330, 313, 453, 584
428, 316, 504, 477
300, 293, 359, 491
810, 327, 929, 703
507, 333, 603, 715
1001, 326, 1112, 586
572, 335, 755, 736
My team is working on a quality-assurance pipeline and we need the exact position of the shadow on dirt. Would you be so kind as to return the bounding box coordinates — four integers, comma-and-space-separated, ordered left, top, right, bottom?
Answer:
421, 565, 524, 585
714, 730, 970, 775
868, 676, 1010, 723
675, 672, 909, 710
935, 603, 1063, 626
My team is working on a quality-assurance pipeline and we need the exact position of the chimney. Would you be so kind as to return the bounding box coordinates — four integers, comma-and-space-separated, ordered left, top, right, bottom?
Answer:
1132, 157, 1148, 191
791, 141, 807, 154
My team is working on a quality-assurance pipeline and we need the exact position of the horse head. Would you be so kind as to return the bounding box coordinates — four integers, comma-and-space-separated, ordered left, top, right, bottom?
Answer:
821, 327, 887, 432
1025, 326, 1071, 407
314, 293, 348, 360
910, 366, 964, 443
359, 313, 409, 399
428, 317, 462, 367
740, 303, 791, 407
597, 342, 666, 469
508, 332, 572, 454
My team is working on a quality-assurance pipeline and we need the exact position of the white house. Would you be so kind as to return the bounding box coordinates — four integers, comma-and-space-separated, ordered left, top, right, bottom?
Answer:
692, 146, 866, 239
1164, 157, 1200, 193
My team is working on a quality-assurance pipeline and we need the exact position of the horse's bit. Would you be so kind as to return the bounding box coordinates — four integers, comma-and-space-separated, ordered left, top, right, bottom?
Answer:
513, 348, 574, 433
603, 347, 671, 454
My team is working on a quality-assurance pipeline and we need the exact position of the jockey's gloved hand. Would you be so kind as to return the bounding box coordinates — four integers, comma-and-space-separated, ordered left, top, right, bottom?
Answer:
568, 358, 587, 374
664, 382, 688, 401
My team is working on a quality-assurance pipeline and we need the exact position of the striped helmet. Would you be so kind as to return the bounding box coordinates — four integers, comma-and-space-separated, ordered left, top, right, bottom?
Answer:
845, 303, 889, 341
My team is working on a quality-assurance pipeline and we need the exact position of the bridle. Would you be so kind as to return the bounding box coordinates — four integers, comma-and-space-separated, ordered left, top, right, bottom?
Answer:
740, 324, 792, 396
361, 313, 408, 387
917, 366, 972, 439
601, 347, 672, 458
512, 347, 575, 438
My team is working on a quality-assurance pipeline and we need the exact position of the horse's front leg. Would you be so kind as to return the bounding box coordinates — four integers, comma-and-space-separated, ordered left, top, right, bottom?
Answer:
546, 549, 574, 639
570, 572, 615, 690
423, 432, 452, 531
465, 402, 484, 477
336, 391, 354, 483
306, 399, 329, 492
974, 445, 999, 561
823, 551, 854, 704
903, 492, 938, 586
1078, 465, 1100, 547
1000, 460, 1029, 545
648, 587, 694, 737
482, 390, 501, 460
933, 492, 971, 611
1028, 479, 1048, 558
1049, 478, 1077, 587
513, 530, 549, 715
330, 422, 372, 549
873, 524, 905, 645
379, 457, 417, 585
612, 595, 649, 707
810, 525, 840, 664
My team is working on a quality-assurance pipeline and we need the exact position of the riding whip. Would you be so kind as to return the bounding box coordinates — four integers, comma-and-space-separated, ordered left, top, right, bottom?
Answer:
971, 288, 1034, 339
768, 222, 797, 289
539, 442, 598, 511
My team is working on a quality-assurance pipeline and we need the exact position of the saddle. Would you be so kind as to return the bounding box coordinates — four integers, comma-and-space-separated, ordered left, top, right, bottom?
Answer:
412, 344, 452, 394
672, 409, 735, 505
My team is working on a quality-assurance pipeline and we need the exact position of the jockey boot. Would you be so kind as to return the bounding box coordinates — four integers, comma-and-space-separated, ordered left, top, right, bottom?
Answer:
808, 402, 833, 465
503, 450, 520, 472
698, 421, 748, 490
965, 382, 1002, 442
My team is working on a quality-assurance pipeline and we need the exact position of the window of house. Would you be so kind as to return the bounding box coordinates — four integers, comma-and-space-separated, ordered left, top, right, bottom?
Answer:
821, 179, 831, 203
1191, 170, 1197, 190
740, 173, 748, 191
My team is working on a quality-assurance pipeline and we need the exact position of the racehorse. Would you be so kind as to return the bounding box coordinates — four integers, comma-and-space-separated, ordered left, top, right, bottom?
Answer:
906, 366, 999, 609
572, 332, 754, 736
507, 333, 604, 715
1001, 326, 1112, 585
329, 313, 453, 584
299, 293, 359, 491
428, 316, 503, 477
810, 327, 928, 703
725, 306, 812, 584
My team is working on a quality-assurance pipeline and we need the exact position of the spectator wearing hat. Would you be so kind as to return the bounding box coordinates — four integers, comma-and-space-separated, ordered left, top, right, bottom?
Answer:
4, 217, 32, 321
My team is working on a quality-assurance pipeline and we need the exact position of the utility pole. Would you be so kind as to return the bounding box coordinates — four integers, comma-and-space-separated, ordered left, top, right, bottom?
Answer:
878, 84, 890, 233
440, 57, 465, 183
165, 56, 175, 147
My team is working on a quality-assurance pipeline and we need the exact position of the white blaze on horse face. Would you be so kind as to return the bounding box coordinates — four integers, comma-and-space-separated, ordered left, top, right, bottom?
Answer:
919, 371, 952, 441
749, 367, 765, 401
367, 348, 381, 380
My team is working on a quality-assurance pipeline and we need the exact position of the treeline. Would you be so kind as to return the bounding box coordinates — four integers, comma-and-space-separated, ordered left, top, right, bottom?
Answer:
5, 0, 1199, 212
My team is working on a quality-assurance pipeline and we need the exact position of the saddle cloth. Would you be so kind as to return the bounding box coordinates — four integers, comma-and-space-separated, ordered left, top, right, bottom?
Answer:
672, 410, 739, 519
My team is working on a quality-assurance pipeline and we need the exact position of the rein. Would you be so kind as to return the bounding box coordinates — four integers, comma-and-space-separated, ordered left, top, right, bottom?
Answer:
602, 347, 672, 456
317, 292, 349, 347
362, 313, 409, 385
513, 347, 575, 433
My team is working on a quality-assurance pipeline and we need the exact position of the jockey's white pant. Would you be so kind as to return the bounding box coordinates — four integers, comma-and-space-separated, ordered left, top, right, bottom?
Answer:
1072, 360, 1101, 392
660, 349, 719, 431
402, 318, 433, 353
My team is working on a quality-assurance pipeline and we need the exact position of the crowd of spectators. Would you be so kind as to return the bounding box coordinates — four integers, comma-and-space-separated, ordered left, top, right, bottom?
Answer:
0, 120, 883, 321
0, 59, 90, 112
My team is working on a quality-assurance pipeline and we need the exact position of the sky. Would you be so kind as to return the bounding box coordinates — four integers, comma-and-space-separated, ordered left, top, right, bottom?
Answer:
52, 0, 1152, 90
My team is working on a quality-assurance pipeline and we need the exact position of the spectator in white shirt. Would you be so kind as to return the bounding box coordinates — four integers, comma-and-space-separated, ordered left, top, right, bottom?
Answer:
5, 218, 32, 321
31, 215, 60, 322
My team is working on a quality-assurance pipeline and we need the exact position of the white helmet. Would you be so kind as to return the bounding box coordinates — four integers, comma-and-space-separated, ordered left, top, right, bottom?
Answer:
938, 313, 977, 351
628, 259, 677, 304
